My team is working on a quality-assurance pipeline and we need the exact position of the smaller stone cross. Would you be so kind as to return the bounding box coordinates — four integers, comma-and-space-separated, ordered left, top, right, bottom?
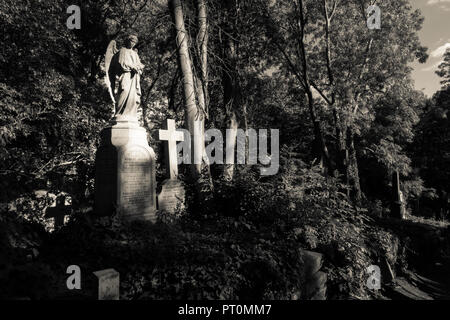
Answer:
158, 119, 184, 179
45, 195, 71, 229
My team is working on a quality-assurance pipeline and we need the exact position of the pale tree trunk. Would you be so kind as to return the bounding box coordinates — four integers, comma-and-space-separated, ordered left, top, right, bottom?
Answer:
195, 0, 208, 116
170, 0, 203, 178
345, 90, 362, 202
333, 88, 362, 202
194, 0, 214, 190
194, 0, 210, 170
222, 0, 241, 181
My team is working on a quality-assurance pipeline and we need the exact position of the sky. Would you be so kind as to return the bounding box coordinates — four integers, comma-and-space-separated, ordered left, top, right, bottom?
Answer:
409, 0, 450, 96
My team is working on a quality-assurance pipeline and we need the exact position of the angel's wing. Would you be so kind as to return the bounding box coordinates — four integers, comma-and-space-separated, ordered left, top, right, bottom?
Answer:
105, 40, 119, 104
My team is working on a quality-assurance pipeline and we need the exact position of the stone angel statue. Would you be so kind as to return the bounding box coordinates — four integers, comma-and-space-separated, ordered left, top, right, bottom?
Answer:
105, 34, 145, 119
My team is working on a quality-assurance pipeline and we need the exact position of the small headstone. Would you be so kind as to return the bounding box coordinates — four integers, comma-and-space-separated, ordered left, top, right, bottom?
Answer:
299, 250, 327, 300
300, 250, 323, 276
307, 271, 327, 300
93, 268, 120, 300
45, 195, 71, 230
157, 119, 186, 213
158, 179, 186, 213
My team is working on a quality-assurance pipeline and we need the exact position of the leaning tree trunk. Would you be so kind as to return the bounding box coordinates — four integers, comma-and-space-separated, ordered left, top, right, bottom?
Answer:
170, 0, 203, 179
194, 0, 214, 190
333, 108, 349, 191
346, 126, 362, 202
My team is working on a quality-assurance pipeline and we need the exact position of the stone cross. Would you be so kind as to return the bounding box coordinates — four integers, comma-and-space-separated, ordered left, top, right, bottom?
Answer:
93, 268, 120, 300
158, 119, 184, 179
45, 195, 71, 229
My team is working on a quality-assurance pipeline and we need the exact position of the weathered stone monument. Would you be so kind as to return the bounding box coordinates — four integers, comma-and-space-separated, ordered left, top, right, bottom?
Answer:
157, 119, 186, 213
95, 118, 156, 220
391, 171, 406, 219
93, 268, 120, 300
94, 34, 156, 221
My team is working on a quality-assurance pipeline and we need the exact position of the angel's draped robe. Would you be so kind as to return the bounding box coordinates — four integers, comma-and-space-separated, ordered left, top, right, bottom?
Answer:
115, 48, 143, 118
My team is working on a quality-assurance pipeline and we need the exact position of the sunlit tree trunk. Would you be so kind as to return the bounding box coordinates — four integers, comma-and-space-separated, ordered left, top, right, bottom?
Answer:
170, 0, 203, 178
346, 126, 362, 202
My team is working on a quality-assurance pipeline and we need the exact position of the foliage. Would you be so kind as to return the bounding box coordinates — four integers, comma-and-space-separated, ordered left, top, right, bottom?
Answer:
0, 0, 448, 301
436, 48, 450, 88
412, 48, 450, 216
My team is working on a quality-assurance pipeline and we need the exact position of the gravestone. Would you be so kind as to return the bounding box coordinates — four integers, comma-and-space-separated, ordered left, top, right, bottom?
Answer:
95, 116, 156, 221
157, 119, 185, 213
158, 179, 186, 213
93, 268, 120, 300
299, 250, 327, 300
391, 171, 406, 219
45, 195, 71, 230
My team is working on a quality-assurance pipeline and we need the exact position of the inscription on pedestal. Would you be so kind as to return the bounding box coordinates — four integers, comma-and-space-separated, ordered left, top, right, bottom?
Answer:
119, 146, 156, 220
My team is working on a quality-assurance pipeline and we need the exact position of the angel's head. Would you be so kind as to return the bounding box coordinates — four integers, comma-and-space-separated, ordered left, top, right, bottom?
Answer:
126, 34, 138, 49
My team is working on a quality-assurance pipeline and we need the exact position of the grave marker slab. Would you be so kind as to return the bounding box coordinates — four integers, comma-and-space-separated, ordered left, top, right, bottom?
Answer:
158, 179, 186, 213
93, 268, 119, 300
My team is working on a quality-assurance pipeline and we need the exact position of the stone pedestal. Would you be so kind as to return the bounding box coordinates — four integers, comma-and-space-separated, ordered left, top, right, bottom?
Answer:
157, 179, 185, 213
94, 116, 156, 221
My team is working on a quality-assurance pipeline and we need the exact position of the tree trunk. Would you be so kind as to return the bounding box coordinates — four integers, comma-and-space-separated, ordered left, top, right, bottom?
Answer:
308, 94, 329, 172
334, 114, 362, 202
333, 108, 348, 187
195, 0, 209, 116
194, 0, 214, 190
346, 127, 362, 202
222, 0, 241, 181
170, 0, 203, 178
296, 0, 330, 173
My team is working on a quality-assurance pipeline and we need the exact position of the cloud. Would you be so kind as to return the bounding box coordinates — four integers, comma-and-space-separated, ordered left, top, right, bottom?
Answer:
427, 0, 450, 4
430, 43, 450, 58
